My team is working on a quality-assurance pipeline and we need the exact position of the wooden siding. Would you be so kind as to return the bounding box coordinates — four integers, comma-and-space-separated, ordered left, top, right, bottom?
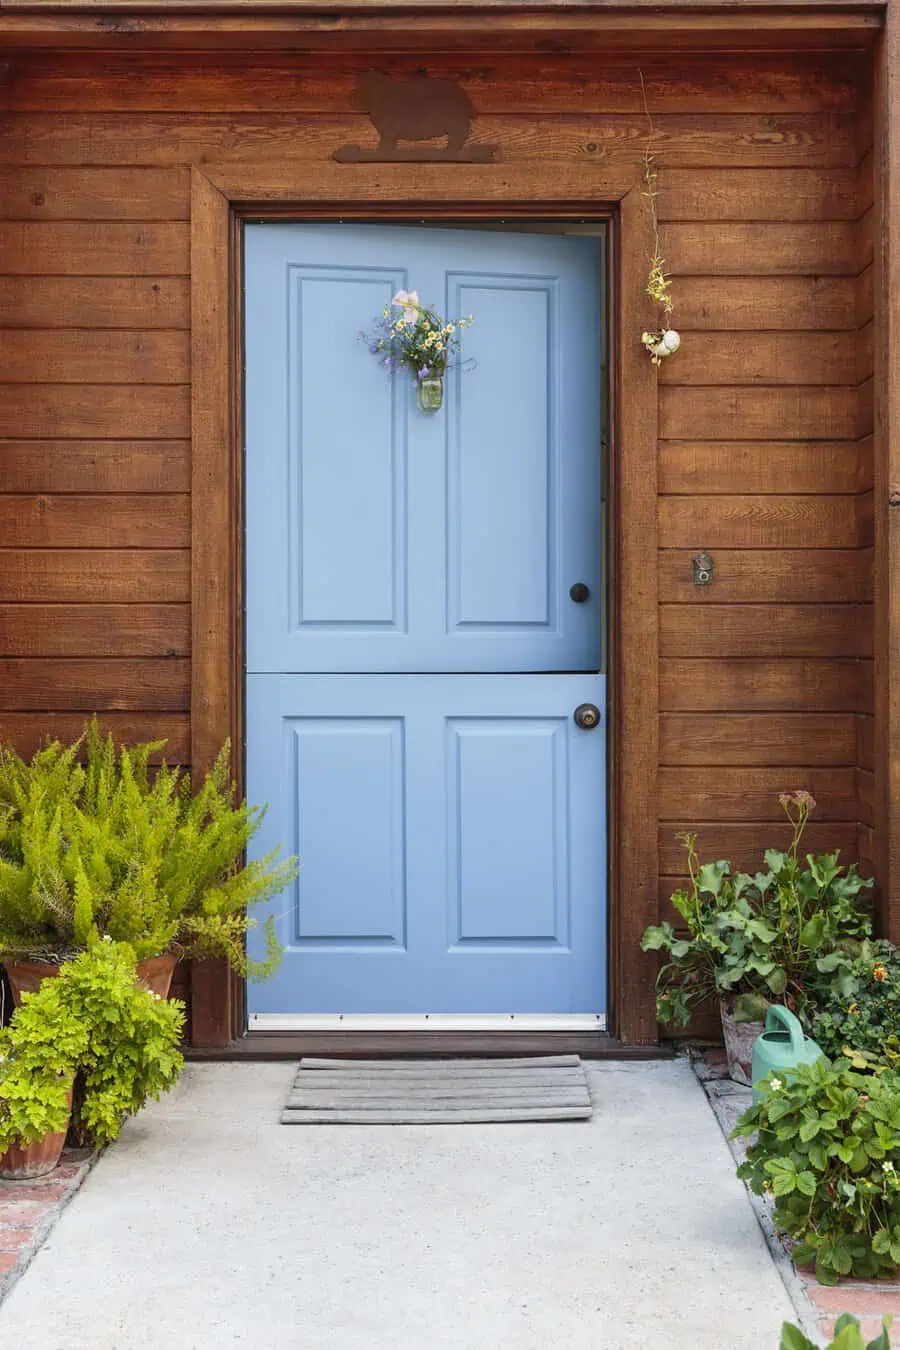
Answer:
0, 48, 875, 1042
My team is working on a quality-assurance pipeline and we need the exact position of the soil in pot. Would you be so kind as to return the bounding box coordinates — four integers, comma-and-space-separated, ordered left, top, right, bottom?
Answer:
720, 999, 765, 1087
4, 952, 178, 1006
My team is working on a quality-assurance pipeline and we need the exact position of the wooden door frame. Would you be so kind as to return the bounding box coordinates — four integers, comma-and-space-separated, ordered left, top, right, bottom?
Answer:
189, 161, 660, 1049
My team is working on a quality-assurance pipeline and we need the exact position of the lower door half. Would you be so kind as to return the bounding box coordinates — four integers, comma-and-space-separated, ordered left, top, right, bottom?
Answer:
246, 673, 607, 1019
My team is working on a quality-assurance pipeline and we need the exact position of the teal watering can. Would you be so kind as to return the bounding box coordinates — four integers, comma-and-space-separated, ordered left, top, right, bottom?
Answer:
751, 1005, 825, 1103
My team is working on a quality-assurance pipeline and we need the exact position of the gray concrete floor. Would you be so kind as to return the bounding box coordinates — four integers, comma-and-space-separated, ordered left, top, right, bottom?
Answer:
0, 1060, 794, 1350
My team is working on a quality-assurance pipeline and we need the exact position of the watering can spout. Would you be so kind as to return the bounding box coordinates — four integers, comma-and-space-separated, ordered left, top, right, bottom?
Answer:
750, 1005, 825, 1103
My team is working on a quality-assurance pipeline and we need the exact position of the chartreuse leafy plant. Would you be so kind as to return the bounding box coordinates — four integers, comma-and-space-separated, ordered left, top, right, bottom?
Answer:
641, 791, 873, 1027
734, 1057, 900, 1285
0, 942, 184, 1151
0, 721, 298, 979
780, 1315, 892, 1350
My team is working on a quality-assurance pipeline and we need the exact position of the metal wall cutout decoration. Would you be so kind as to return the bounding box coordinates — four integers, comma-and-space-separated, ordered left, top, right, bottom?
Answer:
333, 72, 498, 163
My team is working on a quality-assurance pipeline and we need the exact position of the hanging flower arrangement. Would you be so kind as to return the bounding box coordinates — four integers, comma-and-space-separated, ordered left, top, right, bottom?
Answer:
362, 290, 474, 412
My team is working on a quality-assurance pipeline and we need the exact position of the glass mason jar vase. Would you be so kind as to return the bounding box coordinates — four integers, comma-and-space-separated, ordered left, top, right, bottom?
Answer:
416, 375, 444, 412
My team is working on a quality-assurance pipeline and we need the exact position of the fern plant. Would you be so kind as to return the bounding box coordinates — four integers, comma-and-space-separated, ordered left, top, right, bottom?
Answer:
0, 721, 297, 980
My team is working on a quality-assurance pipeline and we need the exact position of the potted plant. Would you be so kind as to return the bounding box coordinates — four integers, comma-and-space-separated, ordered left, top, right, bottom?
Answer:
804, 938, 900, 1064
641, 791, 872, 1083
734, 1056, 900, 1285
0, 941, 184, 1175
780, 1315, 892, 1349
0, 721, 298, 1004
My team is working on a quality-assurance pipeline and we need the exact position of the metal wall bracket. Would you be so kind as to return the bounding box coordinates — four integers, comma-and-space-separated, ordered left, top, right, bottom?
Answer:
692, 551, 714, 586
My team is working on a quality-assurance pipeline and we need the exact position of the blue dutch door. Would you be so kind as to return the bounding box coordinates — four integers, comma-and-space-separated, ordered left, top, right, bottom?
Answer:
244, 223, 607, 1021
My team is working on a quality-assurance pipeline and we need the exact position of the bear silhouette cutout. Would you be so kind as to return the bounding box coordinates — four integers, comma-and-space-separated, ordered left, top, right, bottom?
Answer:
333, 71, 497, 162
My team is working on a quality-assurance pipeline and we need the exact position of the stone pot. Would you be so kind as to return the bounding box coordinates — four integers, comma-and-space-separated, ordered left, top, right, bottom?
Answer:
4, 951, 178, 1006
0, 1083, 73, 1181
720, 998, 765, 1087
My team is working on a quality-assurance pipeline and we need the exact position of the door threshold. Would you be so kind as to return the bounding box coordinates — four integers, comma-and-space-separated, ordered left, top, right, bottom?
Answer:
248, 1013, 606, 1032
189, 1028, 670, 1061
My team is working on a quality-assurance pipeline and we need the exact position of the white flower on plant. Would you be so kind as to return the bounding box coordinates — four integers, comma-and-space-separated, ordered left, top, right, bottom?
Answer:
884, 1162, 895, 1174
392, 290, 420, 325
102, 934, 112, 943
769, 1077, 783, 1091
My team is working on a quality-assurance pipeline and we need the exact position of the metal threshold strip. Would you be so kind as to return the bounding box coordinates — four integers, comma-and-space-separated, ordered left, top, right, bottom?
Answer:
249, 1013, 606, 1031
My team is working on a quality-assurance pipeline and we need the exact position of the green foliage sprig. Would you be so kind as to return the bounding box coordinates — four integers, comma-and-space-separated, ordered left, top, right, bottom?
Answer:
781, 1314, 892, 1349
0, 943, 184, 1151
734, 1057, 900, 1285
0, 721, 298, 979
641, 791, 873, 1027
638, 70, 677, 365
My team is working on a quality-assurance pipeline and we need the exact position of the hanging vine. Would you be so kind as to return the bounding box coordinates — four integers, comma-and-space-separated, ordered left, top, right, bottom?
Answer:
638, 70, 680, 366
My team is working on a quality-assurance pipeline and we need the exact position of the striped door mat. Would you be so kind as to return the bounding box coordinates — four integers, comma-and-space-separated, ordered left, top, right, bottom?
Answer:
281, 1054, 593, 1124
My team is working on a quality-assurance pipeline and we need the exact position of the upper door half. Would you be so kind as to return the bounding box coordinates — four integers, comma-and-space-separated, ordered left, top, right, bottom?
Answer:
244, 223, 603, 675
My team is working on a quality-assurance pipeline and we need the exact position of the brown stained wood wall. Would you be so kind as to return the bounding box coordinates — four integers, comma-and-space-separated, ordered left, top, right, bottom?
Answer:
0, 48, 875, 1038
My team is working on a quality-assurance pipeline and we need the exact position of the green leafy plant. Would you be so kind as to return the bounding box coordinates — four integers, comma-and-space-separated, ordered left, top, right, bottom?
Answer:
780, 1314, 892, 1349
805, 938, 900, 1063
0, 942, 184, 1151
734, 1056, 900, 1284
641, 791, 873, 1027
0, 721, 298, 979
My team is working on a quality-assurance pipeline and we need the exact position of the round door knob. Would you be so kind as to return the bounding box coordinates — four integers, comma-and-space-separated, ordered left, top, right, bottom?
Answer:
573, 703, 601, 730
569, 582, 590, 604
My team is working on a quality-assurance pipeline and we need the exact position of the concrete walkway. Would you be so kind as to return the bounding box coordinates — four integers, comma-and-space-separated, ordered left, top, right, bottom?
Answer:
0, 1060, 794, 1350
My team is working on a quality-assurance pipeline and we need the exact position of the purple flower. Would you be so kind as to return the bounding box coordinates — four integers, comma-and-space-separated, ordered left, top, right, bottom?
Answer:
419, 365, 430, 377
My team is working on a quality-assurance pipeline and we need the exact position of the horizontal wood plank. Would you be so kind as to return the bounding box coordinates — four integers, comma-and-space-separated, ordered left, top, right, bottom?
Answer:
0, 386, 190, 438
0, 54, 859, 115
0, 112, 857, 169
660, 387, 859, 440
660, 766, 860, 821
659, 495, 864, 548
676, 277, 855, 330
0, 712, 189, 762
658, 821, 860, 874
660, 711, 857, 765
660, 604, 871, 657
2, 331, 189, 384
0, 658, 189, 711
0, 605, 189, 656
659, 549, 870, 602
0, 167, 189, 219
658, 441, 870, 494
0, 222, 189, 275
660, 657, 868, 711
0, 549, 189, 602
0, 441, 189, 492
0, 495, 189, 548
658, 167, 858, 220
659, 332, 856, 386
663, 221, 856, 275
0, 277, 189, 328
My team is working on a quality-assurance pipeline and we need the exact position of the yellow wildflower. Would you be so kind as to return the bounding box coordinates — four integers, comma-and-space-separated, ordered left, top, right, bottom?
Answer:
848, 1003, 860, 1015
874, 963, 889, 982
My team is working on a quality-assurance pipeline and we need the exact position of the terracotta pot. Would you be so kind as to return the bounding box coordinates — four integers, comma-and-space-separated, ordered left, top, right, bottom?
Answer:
0, 1084, 73, 1181
4, 951, 178, 1006
720, 999, 765, 1087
